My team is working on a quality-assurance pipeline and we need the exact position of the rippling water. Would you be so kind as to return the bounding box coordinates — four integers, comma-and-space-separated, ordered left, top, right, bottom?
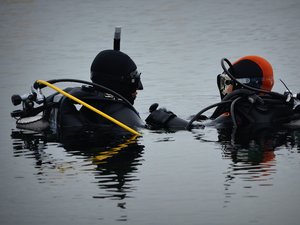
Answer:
1, 0, 300, 224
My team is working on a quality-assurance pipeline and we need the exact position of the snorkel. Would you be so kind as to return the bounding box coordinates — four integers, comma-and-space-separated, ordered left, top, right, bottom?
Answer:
114, 26, 121, 51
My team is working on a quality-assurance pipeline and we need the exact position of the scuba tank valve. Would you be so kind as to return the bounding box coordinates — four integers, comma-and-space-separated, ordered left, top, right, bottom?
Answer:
11, 86, 45, 106
11, 85, 45, 118
11, 93, 35, 106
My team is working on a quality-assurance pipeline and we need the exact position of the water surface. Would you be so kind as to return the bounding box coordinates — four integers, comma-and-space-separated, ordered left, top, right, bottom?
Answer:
1, 0, 300, 224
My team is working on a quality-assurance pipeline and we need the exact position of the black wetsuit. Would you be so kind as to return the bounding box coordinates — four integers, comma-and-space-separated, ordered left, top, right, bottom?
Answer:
13, 84, 300, 134
209, 89, 300, 128
44, 85, 144, 135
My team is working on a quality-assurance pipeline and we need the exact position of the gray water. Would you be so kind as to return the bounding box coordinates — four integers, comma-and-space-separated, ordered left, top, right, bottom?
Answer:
1, 0, 300, 224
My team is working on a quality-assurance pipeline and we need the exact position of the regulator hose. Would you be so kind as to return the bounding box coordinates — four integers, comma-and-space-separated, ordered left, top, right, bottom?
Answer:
186, 100, 232, 130
230, 96, 242, 128
33, 78, 139, 116
36, 80, 141, 136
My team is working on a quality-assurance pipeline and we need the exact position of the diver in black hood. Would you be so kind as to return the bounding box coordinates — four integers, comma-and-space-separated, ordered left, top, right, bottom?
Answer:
11, 49, 145, 135
57, 49, 146, 132
90, 49, 143, 105
10, 28, 188, 136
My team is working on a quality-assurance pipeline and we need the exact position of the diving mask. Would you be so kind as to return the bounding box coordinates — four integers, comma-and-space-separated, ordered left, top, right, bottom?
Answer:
129, 69, 143, 90
218, 73, 264, 98
218, 73, 234, 96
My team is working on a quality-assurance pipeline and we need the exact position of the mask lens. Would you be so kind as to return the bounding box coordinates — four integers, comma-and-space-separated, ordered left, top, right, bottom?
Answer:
129, 70, 143, 90
236, 77, 262, 89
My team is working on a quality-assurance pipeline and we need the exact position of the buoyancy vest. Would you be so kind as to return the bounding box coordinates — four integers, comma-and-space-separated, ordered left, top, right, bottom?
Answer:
210, 89, 300, 127
45, 86, 144, 133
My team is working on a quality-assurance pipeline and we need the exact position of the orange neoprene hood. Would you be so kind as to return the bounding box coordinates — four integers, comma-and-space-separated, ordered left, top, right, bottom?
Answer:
233, 55, 274, 91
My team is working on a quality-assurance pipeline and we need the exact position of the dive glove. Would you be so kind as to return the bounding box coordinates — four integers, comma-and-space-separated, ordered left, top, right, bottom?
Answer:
145, 103, 188, 130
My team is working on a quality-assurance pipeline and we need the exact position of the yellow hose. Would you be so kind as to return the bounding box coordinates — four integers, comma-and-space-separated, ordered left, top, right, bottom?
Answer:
36, 80, 141, 136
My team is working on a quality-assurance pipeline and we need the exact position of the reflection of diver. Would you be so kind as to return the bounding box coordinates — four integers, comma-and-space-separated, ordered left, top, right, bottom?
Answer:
91, 136, 144, 200
193, 124, 300, 206
64, 132, 144, 201
204, 125, 300, 205
193, 124, 300, 169
217, 125, 297, 163
11, 129, 144, 202
62, 131, 145, 201
11, 130, 51, 170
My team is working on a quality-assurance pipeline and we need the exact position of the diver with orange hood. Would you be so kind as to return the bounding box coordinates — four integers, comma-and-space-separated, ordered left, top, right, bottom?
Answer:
146, 55, 300, 130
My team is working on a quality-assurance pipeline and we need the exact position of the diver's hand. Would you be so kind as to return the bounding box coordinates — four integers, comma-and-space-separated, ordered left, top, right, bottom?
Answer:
146, 103, 177, 129
146, 103, 189, 130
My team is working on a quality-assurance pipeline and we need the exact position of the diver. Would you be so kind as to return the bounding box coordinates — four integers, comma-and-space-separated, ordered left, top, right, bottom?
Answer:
10, 49, 143, 135
10, 28, 188, 136
189, 55, 300, 129
147, 55, 300, 130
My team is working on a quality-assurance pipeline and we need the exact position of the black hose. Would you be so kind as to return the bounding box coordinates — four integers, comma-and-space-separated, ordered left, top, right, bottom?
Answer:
34, 78, 139, 115
222, 88, 255, 101
230, 96, 242, 128
186, 100, 232, 130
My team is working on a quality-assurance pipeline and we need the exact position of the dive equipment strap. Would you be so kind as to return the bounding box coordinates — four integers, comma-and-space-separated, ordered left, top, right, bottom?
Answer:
36, 80, 141, 136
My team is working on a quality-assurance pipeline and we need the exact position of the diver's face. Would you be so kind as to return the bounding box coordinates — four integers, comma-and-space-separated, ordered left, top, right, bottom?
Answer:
219, 73, 234, 96
128, 70, 143, 104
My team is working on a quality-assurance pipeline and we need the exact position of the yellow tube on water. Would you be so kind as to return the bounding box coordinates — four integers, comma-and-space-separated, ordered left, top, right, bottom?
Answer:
36, 80, 141, 136
93, 134, 138, 163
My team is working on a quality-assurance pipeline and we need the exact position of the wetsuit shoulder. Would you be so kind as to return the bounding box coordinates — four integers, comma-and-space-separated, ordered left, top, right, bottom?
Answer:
51, 86, 144, 131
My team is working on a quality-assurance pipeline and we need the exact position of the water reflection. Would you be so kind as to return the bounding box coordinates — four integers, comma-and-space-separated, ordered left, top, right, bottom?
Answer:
194, 125, 300, 204
11, 128, 144, 203
220, 125, 300, 160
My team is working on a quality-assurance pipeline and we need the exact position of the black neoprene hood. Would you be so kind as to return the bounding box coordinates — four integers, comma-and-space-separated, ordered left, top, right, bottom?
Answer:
90, 49, 137, 84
